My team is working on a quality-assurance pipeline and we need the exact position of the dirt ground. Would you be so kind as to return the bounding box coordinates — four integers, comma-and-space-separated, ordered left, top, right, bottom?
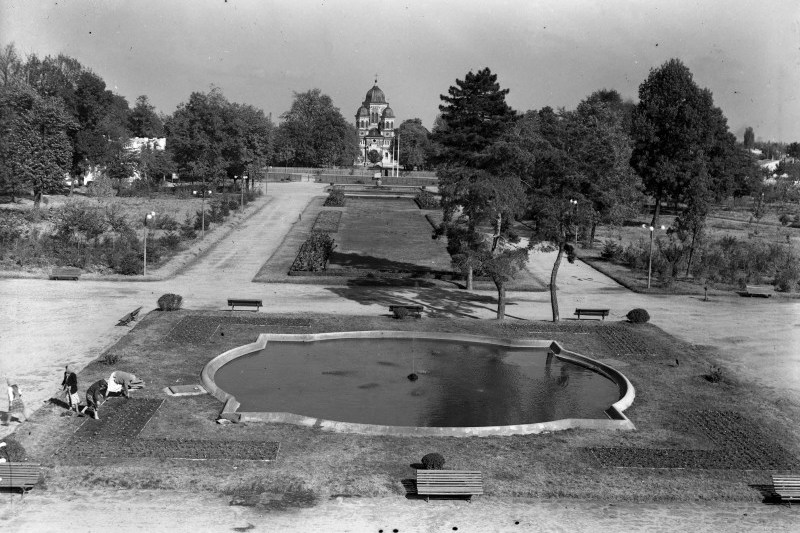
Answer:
1, 181, 800, 530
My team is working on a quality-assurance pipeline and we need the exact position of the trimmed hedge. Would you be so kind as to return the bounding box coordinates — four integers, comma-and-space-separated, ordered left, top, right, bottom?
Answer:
290, 232, 336, 272
323, 189, 346, 207
414, 190, 440, 209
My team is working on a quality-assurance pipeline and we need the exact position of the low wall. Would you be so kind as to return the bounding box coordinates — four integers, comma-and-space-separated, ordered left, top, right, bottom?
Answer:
201, 331, 636, 436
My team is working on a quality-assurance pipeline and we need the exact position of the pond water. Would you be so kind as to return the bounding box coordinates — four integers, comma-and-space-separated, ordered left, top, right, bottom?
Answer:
214, 338, 620, 427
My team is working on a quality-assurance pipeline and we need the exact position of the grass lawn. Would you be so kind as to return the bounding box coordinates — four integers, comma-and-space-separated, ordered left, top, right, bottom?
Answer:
328, 197, 452, 272
11, 311, 800, 505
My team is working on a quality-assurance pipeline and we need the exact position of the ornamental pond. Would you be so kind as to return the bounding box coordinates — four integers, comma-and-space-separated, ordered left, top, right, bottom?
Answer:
212, 335, 623, 429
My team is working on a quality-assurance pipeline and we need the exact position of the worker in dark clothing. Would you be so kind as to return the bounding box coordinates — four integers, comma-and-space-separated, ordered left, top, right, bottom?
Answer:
81, 379, 107, 420
61, 365, 80, 413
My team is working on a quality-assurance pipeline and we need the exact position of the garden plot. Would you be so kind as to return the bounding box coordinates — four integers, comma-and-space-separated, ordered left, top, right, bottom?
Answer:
585, 410, 800, 470
165, 315, 311, 343
327, 197, 452, 273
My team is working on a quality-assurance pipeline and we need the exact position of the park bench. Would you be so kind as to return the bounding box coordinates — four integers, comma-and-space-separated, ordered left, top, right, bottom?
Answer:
772, 475, 800, 504
228, 298, 263, 311
116, 306, 143, 327
574, 308, 610, 320
416, 470, 483, 502
49, 267, 81, 280
389, 304, 423, 318
0, 462, 41, 493
741, 285, 774, 298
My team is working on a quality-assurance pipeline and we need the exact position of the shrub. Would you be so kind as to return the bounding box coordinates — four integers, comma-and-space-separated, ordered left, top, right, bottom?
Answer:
601, 239, 622, 260
421, 452, 445, 470
626, 308, 650, 323
159, 232, 182, 251
290, 232, 336, 271
153, 213, 180, 231
54, 202, 108, 242
392, 306, 409, 320
109, 248, 141, 275
774, 257, 800, 292
705, 364, 723, 383
103, 351, 121, 365
157, 293, 183, 311
415, 190, 439, 209
181, 214, 197, 239
324, 189, 346, 207
194, 210, 211, 230
228, 199, 240, 211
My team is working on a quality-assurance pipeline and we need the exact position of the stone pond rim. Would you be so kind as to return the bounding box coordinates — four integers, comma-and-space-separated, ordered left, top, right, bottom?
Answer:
200, 331, 637, 437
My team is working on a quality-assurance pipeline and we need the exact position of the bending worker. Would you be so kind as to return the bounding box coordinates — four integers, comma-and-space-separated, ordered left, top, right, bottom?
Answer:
106, 371, 139, 398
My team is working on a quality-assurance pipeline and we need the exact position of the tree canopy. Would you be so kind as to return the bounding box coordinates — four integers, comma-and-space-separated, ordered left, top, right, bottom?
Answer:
434, 68, 526, 319
630, 58, 741, 225
165, 88, 273, 185
0, 82, 75, 205
273, 88, 357, 167
396, 118, 432, 170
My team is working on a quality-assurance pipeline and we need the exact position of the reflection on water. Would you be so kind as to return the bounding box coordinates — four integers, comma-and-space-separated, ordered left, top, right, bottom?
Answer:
214, 338, 620, 427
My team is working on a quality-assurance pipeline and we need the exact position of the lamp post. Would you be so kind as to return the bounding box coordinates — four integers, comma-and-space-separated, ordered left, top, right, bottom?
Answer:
569, 199, 579, 247
642, 223, 666, 289
143, 211, 156, 276
193, 188, 212, 238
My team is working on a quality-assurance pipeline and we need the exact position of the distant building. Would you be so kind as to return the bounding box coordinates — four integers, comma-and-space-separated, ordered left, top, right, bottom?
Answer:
82, 137, 166, 185
355, 80, 398, 173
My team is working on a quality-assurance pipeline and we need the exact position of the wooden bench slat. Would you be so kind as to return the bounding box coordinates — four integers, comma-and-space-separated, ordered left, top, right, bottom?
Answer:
0, 463, 41, 489
416, 470, 483, 499
772, 475, 800, 502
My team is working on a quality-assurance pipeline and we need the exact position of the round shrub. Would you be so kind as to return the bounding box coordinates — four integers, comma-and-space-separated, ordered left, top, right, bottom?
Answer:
421, 452, 445, 470
626, 308, 650, 323
157, 293, 183, 311
109, 249, 142, 275
392, 306, 409, 320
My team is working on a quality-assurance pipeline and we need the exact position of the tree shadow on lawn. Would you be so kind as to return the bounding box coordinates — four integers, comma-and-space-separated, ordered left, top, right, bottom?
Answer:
328, 251, 444, 272
326, 283, 527, 321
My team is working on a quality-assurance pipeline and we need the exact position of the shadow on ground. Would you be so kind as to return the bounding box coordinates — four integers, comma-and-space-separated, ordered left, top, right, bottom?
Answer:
326, 283, 528, 320
328, 251, 446, 273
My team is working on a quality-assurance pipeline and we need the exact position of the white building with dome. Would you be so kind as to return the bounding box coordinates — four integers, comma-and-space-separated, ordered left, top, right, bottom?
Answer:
355, 81, 398, 173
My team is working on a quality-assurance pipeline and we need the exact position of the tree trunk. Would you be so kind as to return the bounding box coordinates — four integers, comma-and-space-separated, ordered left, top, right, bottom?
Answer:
590, 221, 597, 248
549, 243, 565, 322
495, 278, 506, 320
651, 196, 662, 228
466, 266, 473, 291
33, 189, 42, 209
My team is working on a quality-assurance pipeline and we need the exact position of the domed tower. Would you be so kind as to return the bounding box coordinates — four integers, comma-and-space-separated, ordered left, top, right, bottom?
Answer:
355, 79, 397, 171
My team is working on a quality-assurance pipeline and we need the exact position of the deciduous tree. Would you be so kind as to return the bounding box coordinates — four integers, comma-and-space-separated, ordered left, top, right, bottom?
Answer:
0, 83, 75, 206
631, 59, 740, 227
274, 89, 357, 167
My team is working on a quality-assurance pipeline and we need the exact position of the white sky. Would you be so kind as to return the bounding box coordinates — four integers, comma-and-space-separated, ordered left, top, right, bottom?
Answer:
2, 0, 799, 142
